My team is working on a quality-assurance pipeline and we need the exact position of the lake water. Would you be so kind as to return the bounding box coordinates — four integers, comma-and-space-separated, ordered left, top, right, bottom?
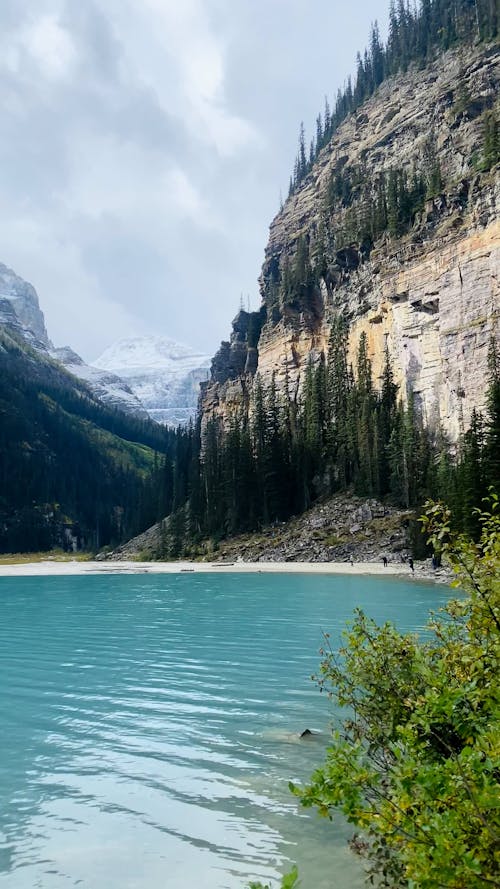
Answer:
0, 572, 450, 889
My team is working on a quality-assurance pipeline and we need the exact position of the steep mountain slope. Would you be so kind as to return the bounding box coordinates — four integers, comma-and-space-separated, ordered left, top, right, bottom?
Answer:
202, 41, 499, 442
0, 262, 208, 424
0, 324, 168, 553
50, 346, 148, 418
0, 262, 50, 348
94, 337, 210, 425
0, 262, 147, 418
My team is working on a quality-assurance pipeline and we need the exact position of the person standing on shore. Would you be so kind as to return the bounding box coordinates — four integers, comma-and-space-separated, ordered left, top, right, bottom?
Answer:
382, 556, 388, 567
408, 558, 414, 573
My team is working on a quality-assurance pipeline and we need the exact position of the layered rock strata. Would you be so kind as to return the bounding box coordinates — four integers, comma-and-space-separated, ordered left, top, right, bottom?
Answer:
201, 43, 499, 441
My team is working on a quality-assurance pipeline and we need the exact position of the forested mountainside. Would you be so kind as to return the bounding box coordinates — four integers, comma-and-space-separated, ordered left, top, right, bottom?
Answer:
0, 262, 208, 425
124, 0, 499, 560
204, 39, 499, 438
0, 325, 187, 553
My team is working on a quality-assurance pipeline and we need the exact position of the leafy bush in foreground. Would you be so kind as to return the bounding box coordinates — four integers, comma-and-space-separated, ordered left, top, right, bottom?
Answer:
288, 496, 500, 888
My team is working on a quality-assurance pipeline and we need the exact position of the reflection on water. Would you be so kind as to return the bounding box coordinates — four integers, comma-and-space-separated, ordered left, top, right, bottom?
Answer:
0, 572, 449, 888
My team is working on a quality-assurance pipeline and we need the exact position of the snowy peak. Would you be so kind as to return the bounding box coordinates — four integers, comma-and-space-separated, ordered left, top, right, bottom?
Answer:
94, 336, 210, 376
0, 260, 147, 419
94, 336, 211, 425
0, 262, 51, 348
50, 346, 148, 419
0, 260, 210, 426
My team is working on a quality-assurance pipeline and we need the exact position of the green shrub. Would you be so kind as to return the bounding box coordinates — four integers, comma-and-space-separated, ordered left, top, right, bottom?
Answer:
289, 495, 500, 888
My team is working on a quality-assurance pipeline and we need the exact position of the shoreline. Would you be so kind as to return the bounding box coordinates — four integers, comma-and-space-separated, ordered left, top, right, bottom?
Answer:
0, 558, 444, 580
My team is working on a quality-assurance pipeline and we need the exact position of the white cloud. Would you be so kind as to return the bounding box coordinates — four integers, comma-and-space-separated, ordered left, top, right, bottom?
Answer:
104, 0, 259, 156
0, 212, 149, 360
166, 168, 206, 221
0, 0, 390, 359
22, 14, 76, 80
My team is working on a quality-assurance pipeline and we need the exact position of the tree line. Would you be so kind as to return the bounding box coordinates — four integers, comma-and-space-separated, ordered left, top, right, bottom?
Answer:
0, 331, 181, 553
289, 0, 498, 196
4, 316, 496, 557
156, 324, 500, 557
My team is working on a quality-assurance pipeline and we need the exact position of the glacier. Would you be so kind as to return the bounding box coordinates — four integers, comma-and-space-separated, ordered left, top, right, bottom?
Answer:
93, 337, 211, 425
0, 260, 210, 425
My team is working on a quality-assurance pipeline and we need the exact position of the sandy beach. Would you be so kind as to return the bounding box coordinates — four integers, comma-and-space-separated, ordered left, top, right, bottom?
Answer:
0, 559, 414, 578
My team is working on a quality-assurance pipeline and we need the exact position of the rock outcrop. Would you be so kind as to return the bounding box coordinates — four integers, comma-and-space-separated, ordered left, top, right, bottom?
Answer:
0, 262, 51, 348
106, 492, 413, 565
201, 43, 499, 441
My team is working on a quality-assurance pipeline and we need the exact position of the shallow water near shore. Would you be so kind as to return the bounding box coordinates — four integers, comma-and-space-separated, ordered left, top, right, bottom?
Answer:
0, 572, 450, 889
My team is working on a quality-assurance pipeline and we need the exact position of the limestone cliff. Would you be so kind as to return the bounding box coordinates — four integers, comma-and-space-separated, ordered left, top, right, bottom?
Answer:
202, 42, 499, 441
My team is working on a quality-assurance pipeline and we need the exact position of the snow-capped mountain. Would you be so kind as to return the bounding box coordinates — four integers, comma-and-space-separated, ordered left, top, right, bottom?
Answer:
49, 346, 148, 418
0, 262, 51, 349
0, 263, 147, 418
0, 261, 210, 425
93, 337, 211, 425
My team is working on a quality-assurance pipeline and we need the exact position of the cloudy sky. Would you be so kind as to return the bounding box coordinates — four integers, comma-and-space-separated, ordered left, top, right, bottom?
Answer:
0, 0, 388, 362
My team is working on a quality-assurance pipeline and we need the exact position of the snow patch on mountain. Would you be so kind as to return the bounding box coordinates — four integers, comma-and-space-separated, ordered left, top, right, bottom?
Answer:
0, 262, 51, 348
94, 337, 211, 425
0, 261, 147, 418
50, 346, 148, 418
0, 261, 210, 425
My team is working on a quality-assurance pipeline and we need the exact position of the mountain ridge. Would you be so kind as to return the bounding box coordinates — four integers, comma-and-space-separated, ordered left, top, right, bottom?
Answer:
0, 262, 210, 425
201, 39, 499, 442
94, 336, 210, 425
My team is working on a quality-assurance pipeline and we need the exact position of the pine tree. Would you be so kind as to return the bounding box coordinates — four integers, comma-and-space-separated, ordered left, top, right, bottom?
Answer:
252, 375, 269, 524
316, 113, 323, 152
459, 408, 485, 538
378, 345, 399, 495
324, 96, 331, 135
370, 20, 385, 86
327, 316, 351, 488
298, 122, 307, 181
484, 336, 500, 491
481, 112, 499, 171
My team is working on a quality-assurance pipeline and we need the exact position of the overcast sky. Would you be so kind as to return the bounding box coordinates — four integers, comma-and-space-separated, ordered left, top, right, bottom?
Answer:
0, 0, 388, 362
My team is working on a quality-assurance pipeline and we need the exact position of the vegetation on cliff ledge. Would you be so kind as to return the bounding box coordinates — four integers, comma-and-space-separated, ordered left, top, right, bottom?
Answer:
289, 0, 498, 196
154, 332, 500, 559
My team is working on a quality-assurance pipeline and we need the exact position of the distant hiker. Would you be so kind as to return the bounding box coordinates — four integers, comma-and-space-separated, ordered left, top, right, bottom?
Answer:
349, 555, 354, 566
408, 557, 414, 573
382, 556, 388, 567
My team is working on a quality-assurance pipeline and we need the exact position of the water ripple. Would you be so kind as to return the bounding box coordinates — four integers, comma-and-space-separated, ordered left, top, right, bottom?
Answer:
0, 572, 449, 888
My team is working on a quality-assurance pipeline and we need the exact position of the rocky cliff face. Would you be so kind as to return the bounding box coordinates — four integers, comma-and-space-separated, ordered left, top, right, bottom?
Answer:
202, 43, 499, 441
0, 263, 51, 348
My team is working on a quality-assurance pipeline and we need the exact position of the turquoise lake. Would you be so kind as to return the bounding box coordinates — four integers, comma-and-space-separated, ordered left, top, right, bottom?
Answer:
0, 572, 451, 889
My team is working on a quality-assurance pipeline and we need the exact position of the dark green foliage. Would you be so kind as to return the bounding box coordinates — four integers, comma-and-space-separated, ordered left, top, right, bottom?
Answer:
291, 500, 500, 888
288, 0, 498, 196
185, 328, 500, 549
0, 328, 191, 553
480, 111, 499, 171
485, 337, 500, 490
